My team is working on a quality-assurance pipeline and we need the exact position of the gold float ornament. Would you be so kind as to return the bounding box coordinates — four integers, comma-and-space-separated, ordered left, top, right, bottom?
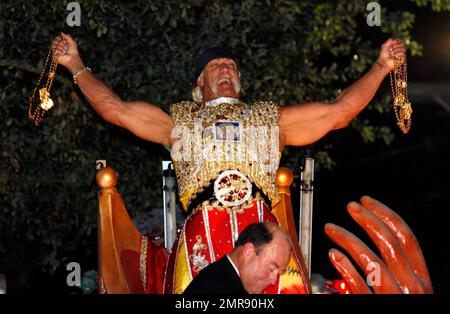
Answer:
389, 51, 412, 134
28, 37, 63, 126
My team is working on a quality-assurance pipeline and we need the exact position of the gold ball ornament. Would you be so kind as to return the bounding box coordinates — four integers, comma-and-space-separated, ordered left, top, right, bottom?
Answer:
96, 167, 118, 188
276, 167, 294, 188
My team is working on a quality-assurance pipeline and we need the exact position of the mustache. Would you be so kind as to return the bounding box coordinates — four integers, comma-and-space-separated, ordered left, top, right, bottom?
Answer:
211, 76, 241, 94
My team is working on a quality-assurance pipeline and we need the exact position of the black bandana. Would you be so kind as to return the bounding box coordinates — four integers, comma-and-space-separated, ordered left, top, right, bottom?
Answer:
194, 47, 238, 82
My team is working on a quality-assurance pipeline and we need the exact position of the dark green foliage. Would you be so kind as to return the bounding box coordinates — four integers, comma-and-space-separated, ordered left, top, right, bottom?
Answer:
1, 0, 447, 291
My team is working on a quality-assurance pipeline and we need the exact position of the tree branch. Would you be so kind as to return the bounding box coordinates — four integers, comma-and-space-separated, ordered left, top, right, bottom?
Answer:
0, 59, 73, 87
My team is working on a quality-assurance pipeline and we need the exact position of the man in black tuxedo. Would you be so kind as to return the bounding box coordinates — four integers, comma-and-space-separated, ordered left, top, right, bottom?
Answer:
183, 222, 291, 294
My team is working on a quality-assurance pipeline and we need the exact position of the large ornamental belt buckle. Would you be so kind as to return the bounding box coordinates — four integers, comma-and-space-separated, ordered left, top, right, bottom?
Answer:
214, 170, 252, 207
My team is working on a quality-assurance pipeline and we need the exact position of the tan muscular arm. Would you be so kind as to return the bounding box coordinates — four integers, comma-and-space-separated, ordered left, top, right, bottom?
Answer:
279, 38, 405, 147
53, 33, 174, 147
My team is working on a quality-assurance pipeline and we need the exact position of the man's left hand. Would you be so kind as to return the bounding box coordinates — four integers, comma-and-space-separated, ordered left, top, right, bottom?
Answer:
376, 38, 407, 71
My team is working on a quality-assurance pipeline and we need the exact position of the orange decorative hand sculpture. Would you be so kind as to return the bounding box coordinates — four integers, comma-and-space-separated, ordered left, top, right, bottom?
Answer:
325, 196, 433, 294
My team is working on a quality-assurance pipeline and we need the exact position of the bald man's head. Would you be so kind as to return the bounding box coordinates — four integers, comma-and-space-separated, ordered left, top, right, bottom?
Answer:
233, 222, 292, 294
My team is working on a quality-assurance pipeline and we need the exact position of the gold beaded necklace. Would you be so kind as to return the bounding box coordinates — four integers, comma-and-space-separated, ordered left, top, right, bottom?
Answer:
389, 53, 412, 134
28, 38, 63, 126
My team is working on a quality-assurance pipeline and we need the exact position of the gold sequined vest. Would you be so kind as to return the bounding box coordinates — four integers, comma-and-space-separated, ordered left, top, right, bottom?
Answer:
170, 100, 281, 211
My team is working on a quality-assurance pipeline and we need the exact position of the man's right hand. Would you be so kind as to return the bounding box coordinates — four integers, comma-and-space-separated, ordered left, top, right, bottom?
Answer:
52, 32, 84, 74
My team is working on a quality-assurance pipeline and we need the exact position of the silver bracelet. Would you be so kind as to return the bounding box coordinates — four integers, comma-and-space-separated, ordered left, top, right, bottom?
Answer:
73, 66, 92, 85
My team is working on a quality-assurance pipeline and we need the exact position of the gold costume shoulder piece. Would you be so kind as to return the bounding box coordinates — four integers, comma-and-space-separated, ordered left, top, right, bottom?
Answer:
170, 100, 281, 211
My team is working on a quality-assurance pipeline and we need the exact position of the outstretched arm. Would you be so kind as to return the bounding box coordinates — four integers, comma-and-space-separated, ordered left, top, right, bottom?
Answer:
53, 33, 174, 147
279, 38, 405, 147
